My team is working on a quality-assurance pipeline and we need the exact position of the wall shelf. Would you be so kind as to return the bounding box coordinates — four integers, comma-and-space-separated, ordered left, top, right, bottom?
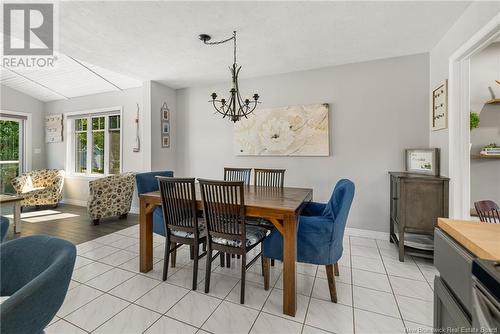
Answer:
485, 99, 500, 105
471, 154, 500, 160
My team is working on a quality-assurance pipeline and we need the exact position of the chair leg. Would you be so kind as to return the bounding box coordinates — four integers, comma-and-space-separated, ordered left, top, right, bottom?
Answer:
170, 242, 177, 268
220, 252, 225, 267
240, 254, 246, 304
192, 243, 199, 290
325, 264, 338, 303
271, 259, 275, 267
226, 253, 231, 268
162, 239, 170, 281
205, 247, 212, 293
262, 256, 270, 291
334, 262, 339, 276
190, 245, 195, 260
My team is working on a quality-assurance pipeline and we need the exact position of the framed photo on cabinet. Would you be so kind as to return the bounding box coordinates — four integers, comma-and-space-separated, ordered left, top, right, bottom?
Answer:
405, 148, 440, 176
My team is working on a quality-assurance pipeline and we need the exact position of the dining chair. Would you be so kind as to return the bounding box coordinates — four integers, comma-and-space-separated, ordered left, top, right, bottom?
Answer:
224, 167, 252, 185
474, 200, 500, 223
135, 170, 174, 237
157, 177, 207, 290
250, 168, 286, 267
1, 235, 76, 334
263, 179, 355, 303
199, 179, 270, 304
254, 168, 285, 188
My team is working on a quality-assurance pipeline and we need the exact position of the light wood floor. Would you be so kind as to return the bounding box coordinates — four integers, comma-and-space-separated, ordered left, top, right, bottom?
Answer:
4, 204, 138, 244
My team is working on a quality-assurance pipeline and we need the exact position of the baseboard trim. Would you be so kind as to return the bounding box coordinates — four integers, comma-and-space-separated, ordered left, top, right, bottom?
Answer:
60, 198, 87, 207
345, 227, 389, 241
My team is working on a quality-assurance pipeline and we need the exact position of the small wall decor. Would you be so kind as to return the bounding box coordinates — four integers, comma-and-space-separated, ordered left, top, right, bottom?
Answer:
45, 114, 63, 143
234, 103, 329, 156
432, 80, 448, 131
133, 103, 140, 152
405, 148, 440, 176
161, 102, 170, 148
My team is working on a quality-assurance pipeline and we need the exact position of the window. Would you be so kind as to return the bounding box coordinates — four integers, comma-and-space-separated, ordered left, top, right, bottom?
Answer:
69, 111, 121, 176
0, 115, 25, 193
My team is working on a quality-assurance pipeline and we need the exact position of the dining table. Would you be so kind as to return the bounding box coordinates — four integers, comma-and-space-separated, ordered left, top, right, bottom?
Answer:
139, 184, 313, 317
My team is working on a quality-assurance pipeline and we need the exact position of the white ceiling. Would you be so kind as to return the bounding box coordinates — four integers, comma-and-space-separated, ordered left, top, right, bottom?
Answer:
1, 54, 143, 102
1, 1, 471, 101
59, 1, 470, 89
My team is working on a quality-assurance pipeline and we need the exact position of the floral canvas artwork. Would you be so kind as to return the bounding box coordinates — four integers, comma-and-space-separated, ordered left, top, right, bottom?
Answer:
234, 103, 329, 156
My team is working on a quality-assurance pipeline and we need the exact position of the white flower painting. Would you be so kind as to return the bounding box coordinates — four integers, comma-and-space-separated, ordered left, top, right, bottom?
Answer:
234, 104, 329, 156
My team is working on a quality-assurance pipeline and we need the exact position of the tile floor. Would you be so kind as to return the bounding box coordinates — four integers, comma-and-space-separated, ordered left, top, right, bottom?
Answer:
45, 226, 437, 334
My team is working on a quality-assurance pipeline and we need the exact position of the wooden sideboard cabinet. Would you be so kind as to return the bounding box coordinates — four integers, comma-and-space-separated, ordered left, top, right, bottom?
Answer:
389, 172, 449, 261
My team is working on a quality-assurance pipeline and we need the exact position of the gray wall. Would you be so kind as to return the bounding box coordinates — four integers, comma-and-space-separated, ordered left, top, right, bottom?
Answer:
470, 43, 500, 206
0, 85, 46, 170
176, 53, 430, 233
151, 81, 177, 172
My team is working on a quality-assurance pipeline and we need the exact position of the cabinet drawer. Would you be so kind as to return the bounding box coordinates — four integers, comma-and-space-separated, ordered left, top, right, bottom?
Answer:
434, 276, 471, 330
434, 228, 473, 316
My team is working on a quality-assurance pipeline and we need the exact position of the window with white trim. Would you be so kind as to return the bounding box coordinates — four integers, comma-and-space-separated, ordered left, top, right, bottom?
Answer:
69, 111, 121, 176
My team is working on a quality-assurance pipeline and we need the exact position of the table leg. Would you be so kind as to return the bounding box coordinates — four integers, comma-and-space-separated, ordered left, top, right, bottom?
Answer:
140, 199, 153, 272
13, 202, 21, 233
282, 214, 297, 316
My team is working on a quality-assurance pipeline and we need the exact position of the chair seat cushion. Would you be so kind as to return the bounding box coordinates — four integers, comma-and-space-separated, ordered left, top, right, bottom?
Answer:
171, 221, 206, 239
213, 225, 268, 248
245, 217, 275, 229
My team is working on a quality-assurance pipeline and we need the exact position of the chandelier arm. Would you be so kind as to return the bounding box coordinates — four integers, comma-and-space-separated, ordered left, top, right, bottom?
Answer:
212, 100, 227, 116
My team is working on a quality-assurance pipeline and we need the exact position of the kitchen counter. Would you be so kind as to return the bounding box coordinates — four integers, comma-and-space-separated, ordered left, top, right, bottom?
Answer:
437, 218, 500, 260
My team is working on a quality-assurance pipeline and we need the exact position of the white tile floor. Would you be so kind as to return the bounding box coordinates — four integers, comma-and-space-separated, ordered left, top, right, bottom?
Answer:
45, 227, 437, 334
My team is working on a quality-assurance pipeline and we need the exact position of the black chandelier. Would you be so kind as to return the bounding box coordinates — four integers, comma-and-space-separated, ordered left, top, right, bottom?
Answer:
199, 31, 260, 123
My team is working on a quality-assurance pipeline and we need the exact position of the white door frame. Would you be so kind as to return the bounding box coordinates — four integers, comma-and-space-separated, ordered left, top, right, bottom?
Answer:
448, 13, 500, 219
0, 109, 32, 172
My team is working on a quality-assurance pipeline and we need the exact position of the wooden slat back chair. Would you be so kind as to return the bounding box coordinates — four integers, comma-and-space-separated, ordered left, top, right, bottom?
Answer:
254, 168, 286, 188
199, 179, 270, 304
474, 200, 500, 224
252, 168, 286, 267
157, 177, 207, 290
224, 167, 252, 185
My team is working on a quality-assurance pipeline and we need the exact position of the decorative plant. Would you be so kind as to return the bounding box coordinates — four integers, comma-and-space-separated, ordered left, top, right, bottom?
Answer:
484, 143, 499, 149
470, 112, 480, 130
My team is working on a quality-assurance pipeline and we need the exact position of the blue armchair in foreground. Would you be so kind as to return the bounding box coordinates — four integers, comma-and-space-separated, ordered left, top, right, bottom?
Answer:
135, 170, 174, 237
0, 235, 76, 334
263, 179, 355, 303
0, 216, 9, 242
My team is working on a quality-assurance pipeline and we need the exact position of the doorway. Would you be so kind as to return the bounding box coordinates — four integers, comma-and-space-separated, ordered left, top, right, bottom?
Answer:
448, 13, 500, 219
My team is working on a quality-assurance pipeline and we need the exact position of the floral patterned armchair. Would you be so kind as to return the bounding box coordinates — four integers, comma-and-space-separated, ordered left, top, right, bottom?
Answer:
87, 173, 135, 225
11, 169, 65, 208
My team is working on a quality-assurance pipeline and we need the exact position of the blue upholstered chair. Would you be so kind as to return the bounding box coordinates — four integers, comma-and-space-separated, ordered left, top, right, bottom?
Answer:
0, 216, 9, 242
263, 179, 355, 303
0, 235, 76, 334
135, 171, 174, 236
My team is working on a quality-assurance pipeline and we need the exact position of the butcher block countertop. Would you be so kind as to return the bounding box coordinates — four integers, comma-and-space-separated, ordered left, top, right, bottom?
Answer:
438, 218, 500, 260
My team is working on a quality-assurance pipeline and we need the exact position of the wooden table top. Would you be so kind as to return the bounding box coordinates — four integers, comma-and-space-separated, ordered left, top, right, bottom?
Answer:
438, 218, 500, 260
141, 185, 313, 213
0, 194, 23, 204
